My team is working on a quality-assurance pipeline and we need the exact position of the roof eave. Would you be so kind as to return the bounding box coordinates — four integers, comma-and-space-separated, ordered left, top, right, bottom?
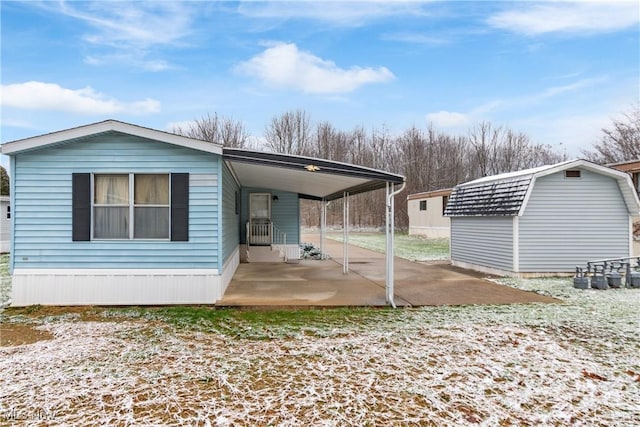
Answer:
223, 148, 404, 183
1, 119, 223, 156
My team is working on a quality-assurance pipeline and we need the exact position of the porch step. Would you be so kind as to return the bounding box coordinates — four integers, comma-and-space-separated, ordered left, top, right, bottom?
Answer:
247, 245, 285, 263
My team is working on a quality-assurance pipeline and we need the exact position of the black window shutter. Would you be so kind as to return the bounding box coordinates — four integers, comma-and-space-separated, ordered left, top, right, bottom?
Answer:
72, 173, 91, 241
171, 173, 189, 241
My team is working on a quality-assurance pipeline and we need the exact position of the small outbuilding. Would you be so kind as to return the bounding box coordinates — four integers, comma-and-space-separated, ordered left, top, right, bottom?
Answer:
444, 159, 640, 277
407, 188, 452, 238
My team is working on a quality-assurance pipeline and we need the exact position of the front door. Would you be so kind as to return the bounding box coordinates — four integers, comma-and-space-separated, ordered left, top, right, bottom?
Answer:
249, 193, 271, 245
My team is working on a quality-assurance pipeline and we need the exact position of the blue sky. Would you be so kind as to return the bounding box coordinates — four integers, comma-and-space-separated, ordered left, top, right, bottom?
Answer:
1, 0, 639, 170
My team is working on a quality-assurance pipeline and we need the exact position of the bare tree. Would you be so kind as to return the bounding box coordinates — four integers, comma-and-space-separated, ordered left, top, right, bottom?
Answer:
264, 109, 312, 155
1, 166, 9, 195
583, 105, 640, 163
173, 113, 249, 148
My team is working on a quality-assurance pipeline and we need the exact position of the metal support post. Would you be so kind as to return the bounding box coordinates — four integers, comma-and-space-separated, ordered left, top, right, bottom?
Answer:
343, 192, 349, 274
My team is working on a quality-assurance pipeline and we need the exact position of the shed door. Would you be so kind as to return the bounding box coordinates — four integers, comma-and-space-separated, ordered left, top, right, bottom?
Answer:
249, 193, 271, 245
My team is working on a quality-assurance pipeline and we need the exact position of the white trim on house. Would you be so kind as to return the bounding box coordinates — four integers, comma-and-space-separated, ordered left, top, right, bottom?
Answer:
13, 268, 219, 275
512, 216, 519, 273
631, 216, 634, 258
0, 120, 223, 156
11, 269, 222, 306
220, 247, 240, 296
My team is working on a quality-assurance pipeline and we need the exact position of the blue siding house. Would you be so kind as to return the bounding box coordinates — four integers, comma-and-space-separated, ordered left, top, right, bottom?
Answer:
445, 159, 640, 277
1, 120, 404, 305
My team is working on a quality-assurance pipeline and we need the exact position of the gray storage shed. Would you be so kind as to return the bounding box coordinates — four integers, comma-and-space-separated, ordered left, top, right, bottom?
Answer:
444, 159, 640, 277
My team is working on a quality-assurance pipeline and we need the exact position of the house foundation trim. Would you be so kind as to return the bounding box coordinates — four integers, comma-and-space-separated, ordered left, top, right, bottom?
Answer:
11, 268, 222, 306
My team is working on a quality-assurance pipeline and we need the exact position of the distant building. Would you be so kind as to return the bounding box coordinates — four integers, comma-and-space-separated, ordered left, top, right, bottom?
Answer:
609, 159, 640, 196
445, 159, 640, 277
0, 195, 9, 253
407, 189, 452, 238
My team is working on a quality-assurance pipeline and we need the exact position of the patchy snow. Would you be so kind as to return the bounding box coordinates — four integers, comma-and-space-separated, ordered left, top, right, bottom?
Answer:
2, 278, 640, 425
1, 246, 639, 425
0, 254, 10, 308
327, 233, 450, 261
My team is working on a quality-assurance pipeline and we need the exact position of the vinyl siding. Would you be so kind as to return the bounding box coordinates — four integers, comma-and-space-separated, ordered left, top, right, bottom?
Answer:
221, 162, 240, 264
519, 169, 630, 272
450, 217, 513, 271
240, 188, 300, 245
12, 133, 220, 269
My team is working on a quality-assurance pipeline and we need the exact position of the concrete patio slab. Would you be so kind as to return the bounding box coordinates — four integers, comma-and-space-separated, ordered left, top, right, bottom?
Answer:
218, 234, 558, 307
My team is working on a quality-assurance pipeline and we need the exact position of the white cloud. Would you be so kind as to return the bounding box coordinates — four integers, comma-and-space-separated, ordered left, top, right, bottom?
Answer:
488, 2, 639, 35
235, 43, 395, 94
84, 54, 170, 72
1, 82, 160, 115
382, 32, 449, 46
54, 1, 194, 48
38, 1, 194, 70
237, 1, 430, 26
425, 111, 470, 128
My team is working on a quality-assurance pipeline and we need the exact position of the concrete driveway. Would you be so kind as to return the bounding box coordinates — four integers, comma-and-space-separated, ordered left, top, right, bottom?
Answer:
218, 234, 558, 307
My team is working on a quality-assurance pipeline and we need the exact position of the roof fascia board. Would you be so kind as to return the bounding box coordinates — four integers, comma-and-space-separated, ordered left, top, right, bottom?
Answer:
1, 120, 223, 155
298, 193, 324, 201
517, 176, 536, 216
223, 149, 404, 183
325, 180, 393, 201
223, 160, 242, 188
531, 159, 628, 180
407, 188, 452, 200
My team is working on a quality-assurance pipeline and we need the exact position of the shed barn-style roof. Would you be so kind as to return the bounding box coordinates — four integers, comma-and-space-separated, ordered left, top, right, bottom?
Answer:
444, 159, 640, 217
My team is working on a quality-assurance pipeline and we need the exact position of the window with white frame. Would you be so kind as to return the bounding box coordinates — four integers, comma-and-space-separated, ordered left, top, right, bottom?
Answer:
419, 200, 427, 211
93, 174, 170, 239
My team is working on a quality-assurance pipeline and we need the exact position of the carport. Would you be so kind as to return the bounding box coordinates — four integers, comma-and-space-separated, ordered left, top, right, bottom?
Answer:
223, 148, 406, 306
218, 234, 559, 307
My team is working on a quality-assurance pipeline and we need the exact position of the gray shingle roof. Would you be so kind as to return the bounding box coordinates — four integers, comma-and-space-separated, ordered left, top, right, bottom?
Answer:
444, 159, 640, 217
444, 175, 533, 216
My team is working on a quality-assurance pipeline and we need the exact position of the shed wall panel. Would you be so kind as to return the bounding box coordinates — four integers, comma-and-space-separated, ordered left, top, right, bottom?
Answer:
450, 217, 513, 271
12, 134, 220, 269
519, 170, 630, 271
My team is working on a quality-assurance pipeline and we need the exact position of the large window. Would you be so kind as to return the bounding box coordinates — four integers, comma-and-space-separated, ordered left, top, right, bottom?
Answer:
93, 174, 169, 239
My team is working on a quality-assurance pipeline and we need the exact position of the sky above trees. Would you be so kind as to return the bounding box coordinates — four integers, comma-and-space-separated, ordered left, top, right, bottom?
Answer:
1, 0, 638, 171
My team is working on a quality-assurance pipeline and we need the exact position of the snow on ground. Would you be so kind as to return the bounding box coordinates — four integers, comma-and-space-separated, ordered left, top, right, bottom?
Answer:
327, 232, 450, 261
1, 281, 639, 425
1, 253, 639, 425
0, 254, 10, 308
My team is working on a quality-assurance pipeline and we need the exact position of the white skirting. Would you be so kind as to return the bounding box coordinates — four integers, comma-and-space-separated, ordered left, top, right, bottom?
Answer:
221, 247, 240, 295
283, 244, 301, 260
11, 268, 221, 306
451, 259, 573, 278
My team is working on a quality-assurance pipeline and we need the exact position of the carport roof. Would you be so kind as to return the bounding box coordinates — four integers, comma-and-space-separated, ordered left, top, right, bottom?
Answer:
223, 148, 405, 201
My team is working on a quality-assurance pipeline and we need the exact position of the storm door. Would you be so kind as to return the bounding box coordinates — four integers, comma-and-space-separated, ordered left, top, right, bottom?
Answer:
249, 193, 271, 245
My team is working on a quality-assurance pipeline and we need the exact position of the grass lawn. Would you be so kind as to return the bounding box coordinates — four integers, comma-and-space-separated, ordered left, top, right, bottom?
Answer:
326, 231, 449, 261
1, 250, 639, 424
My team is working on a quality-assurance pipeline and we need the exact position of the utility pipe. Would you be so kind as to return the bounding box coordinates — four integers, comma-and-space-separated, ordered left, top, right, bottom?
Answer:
385, 180, 406, 308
